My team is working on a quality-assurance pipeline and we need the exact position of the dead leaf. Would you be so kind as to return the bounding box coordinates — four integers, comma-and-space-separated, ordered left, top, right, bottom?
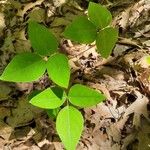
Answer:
53, 142, 64, 150
16, 83, 33, 93
0, 12, 5, 36
17, 0, 44, 17
137, 119, 150, 150
0, 107, 10, 119
124, 90, 150, 128
0, 120, 13, 140
6, 97, 43, 128
29, 8, 45, 22
0, 82, 11, 101
53, 0, 66, 7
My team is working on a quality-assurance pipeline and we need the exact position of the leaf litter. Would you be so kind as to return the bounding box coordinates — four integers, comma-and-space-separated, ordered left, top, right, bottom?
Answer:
0, 0, 150, 149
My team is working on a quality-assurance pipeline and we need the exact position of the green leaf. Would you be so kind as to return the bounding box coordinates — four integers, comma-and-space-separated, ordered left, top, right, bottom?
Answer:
47, 53, 70, 88
46, 107, 60, 120
56, 106, 84, 150
28, 90, 42, 100
68, 84, 106, 107
30, 87, 66, 109
63, 16, 97, 44
28, 21, 58, 56
0, 53, 46, 82
96, 27, 118, 58
88, 2, 112, 29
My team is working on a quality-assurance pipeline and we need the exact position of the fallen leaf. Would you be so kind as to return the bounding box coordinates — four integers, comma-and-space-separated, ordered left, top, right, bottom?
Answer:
6, 97, 43, 128
137, 119, 150, 150
0, 120, 13, 140
124, 90, 150, 128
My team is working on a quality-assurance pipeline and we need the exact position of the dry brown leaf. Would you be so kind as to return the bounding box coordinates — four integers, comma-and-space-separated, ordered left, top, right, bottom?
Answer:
113, 7, 131, 30
113, 0, 150, 30
107, 117, 129, 148
17, 0, 44, 17
122, 133, 136, 149
129, 0, 145, 27
134, 25, 150, 38
6, 97, 43, 128
124, 90, 150, 128
29, 8, 45, 22
137, 119, 150, 150
0, 107, 10, 119
0, 120, 13, 140
37, 139, 50, 148
111, 144, 121, 150
0, 138, 6, 150
107, 124, 121, 143
0, 12, 6, 36
53, 0, 66, 7
16, 83, 33, 93
0, 82, 11, 101
92, 129, 108, 146
53, 142, 64, 150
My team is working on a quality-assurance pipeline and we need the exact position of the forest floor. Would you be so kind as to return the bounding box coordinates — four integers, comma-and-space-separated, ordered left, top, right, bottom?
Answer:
0, 0, 150, 149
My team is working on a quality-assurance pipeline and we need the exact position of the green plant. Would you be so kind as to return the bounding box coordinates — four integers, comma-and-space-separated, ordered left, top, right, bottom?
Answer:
0, 2, 118, 150
64, 2, 118, 58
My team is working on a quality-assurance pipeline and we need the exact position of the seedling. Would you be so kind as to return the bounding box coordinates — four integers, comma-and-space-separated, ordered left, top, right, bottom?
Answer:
0, 2, 118, 150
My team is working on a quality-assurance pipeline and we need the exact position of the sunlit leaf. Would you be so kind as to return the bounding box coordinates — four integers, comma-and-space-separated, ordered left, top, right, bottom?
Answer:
56, 106, 84, 150
0, 53, 46, 82
88, 2, 112, 29
68, 84, 106, 107
63, 16, 97, 43
96, 27, 118, 58
47, 53, 70, 88
28, 21, 58, 56
30, 87, 66, 109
